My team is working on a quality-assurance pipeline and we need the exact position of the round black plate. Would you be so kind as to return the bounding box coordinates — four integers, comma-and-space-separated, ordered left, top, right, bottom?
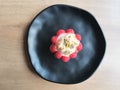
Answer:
26, 4, 106, 84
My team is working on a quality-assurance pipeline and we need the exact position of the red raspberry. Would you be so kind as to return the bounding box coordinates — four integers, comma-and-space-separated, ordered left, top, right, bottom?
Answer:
75, 34, 81, 41
77, 43, 83, 51
66, 29, 74, 33
56, 29, 65, 36
61, 56, 70, 62
70, 52, 77, 58
54, 52, 61, 59
49, 44, 56, 53
51, 36, 57, 44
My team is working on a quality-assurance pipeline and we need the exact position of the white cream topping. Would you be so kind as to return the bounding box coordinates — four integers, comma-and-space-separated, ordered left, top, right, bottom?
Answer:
56, 33, 80, 56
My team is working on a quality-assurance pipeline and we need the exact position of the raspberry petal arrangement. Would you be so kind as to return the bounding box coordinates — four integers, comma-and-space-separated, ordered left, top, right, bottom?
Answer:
50, 29, 83, 62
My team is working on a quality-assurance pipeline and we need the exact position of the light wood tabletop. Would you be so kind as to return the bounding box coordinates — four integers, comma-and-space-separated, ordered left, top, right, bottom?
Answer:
0, 0, 120, 90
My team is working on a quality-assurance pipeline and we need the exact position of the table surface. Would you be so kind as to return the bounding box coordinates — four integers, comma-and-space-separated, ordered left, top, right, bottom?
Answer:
0, 0, 120, 90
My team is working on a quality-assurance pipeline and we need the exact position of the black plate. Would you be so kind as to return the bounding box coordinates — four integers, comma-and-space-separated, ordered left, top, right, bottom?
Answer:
26, 4, 106, 84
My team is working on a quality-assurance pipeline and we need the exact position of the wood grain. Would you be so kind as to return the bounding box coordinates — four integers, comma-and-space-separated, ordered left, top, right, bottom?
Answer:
0, 0, 120, 90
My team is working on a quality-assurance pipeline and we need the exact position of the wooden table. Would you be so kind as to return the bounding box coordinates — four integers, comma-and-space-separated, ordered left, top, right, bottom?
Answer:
0, 0, 120, 90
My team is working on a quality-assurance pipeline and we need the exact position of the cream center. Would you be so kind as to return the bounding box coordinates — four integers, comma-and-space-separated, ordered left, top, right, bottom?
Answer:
56, 33, 80, 56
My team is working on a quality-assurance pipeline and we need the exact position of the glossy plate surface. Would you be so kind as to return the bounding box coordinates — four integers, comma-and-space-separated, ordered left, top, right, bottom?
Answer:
27, 4, 106, 84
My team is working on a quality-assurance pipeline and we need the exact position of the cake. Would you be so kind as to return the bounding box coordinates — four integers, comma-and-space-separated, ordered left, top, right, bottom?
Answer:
50, 29, 82, 62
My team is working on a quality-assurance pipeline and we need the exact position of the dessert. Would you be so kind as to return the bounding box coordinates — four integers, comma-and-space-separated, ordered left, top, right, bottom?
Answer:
50, 29, 82, 62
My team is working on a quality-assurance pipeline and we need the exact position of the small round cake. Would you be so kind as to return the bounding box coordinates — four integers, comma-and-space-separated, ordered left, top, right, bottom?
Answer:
50, 29, 82, 62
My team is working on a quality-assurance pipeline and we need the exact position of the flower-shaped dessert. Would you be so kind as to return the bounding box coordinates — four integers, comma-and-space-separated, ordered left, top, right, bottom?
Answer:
50, 29, 82, 62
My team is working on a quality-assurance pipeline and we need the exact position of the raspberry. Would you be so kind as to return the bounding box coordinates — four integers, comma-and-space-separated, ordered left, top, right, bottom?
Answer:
66, 29, 74, 33
61, 56, 70, 62
77, 43, 83, 51
49, 44, 56, 53
54, 52, 61, 59
56, 29, 65, 36
70, 52, 77, 58
51, 36, 57, 44
75, 34, 81, 41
